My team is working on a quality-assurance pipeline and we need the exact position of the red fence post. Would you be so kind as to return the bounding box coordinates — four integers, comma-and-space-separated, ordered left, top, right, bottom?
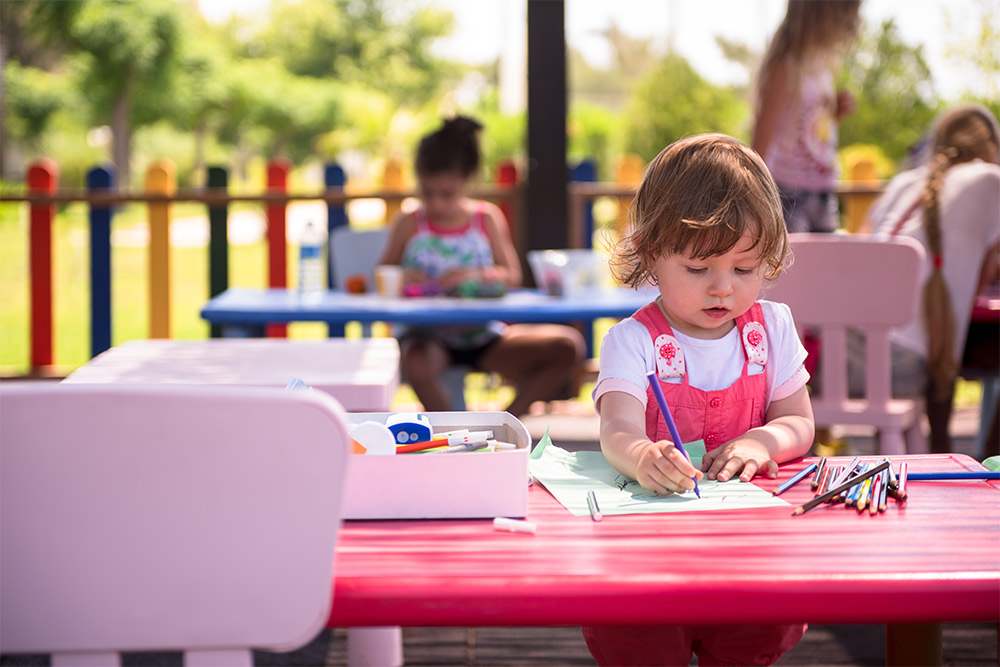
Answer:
266, 158, 291, 338
27, 159, 58, 371
496, 159, 518, 232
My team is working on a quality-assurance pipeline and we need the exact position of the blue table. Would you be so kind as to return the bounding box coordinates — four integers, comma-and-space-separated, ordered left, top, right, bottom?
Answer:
201, 287, 657, 338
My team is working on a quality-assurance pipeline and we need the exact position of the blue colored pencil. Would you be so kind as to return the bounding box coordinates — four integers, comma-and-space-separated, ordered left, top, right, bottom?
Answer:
773, 462, 818, 496
646, 371, 700, 498
905, 471, 1000, 480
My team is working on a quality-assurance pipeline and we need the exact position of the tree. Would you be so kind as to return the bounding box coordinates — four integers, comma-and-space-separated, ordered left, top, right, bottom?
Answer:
623, 52, 747, 161
234, 0, 458, 108
839, 19, 939, 166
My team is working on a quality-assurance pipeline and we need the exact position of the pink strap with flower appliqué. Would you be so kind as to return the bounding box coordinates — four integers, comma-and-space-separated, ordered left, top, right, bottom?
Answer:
635, 301, 769, 450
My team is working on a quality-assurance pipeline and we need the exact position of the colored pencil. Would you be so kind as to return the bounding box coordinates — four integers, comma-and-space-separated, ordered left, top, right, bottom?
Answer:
856, 476, 872, 512
868, 474, 881, 515
773, 462, 818, 496
811, 457, 827, 489
905, 471, 1000, 480
896, 462, 908, 502
646, 372, 700, 498
878, 470, 888, 512
792, 460, 890, 516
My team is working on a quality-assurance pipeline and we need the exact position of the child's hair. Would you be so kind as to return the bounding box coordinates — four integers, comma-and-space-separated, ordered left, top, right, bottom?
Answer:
920, 104, 1000, 398
612, 133, 787, 287
755, 0, 860, 108
415, 115, 483, 179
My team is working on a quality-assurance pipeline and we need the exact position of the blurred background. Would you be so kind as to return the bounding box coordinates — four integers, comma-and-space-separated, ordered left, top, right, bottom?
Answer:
1, 0, 998, 375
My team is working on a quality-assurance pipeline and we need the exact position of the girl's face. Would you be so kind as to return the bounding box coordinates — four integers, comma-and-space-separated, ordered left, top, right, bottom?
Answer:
651, 233, 766, 339
418, 170, 468, 224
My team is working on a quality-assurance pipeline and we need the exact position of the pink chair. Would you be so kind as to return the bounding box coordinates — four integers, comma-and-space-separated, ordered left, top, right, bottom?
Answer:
0, 383, 351, 666
764, 233, 927, 455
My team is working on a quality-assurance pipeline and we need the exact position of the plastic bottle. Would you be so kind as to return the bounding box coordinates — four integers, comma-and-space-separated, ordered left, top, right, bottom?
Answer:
298, 220, 326, 304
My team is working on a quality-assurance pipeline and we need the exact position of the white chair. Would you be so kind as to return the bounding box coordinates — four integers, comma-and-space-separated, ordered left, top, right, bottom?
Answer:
763, 233, 927, 455
329, 226, 388, 291
329, 225, 468, 410
0, 383, 351, 666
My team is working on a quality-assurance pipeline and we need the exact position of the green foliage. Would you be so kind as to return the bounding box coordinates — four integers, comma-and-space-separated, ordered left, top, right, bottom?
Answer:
568, 103, 623, 180
623, 53, 749, 161
839, 19, 940, 164
2, 61, 76, 143
237, 0, 459, 107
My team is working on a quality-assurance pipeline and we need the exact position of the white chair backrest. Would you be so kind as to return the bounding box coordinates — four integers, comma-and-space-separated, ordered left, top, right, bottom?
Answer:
764, 233, 925, 327
329, 226, 389, 291
0, 383, 351, 665
763, 233, 926, 419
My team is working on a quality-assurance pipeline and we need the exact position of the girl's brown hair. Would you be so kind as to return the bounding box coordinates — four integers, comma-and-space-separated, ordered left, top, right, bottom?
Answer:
415, 115, 483, 179
920, 105, 1000, 398
612, 133, 787, 287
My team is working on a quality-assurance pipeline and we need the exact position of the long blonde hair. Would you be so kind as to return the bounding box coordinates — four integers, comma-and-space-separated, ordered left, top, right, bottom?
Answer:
920, 105, 1000, 398
612, 134, 787, 287
755, 0, 860, 110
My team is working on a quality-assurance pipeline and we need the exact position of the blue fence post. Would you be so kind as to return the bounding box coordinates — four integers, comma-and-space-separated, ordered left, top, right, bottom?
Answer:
87, 164, 115, 358
207, 166, 229, 338
570, 158, 596, 249
324, 162, 348, 337
570, 158, 597, 356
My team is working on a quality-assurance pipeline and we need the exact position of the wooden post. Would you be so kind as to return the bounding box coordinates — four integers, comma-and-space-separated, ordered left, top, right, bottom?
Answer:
87, 164, 115, 357
27, 159, 58, 371
146, 160, 176, 339
266, 158, 291, 338
569, 159, 596, 249
207, 166, 228, 338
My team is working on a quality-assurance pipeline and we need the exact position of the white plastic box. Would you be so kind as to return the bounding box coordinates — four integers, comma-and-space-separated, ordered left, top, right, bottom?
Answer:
342, 411, 532, 520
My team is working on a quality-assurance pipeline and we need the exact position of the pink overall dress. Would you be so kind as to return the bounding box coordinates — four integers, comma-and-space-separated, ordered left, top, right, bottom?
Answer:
582, 301, 807, 666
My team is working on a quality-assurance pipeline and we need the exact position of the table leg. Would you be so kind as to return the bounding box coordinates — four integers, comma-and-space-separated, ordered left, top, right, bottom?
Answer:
346, 626, 403, 667
885, 622, 942, 666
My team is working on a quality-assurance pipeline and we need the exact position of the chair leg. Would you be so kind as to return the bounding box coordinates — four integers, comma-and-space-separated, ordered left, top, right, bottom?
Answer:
904, 419, 928, 455
347, 626, 404, 667
877, 429, 906, 457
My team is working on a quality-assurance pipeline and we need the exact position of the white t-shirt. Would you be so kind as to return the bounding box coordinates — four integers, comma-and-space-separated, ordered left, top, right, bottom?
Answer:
870, 159, 1000, 361
593, 300, 810, 412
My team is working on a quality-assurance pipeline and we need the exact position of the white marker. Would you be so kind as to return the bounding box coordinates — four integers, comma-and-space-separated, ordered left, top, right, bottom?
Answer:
493, 517, 537, 534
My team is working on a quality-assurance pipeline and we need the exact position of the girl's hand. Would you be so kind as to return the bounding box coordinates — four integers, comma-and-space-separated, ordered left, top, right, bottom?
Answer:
701, 438, 779, 483
402, 268, 432, 285
635, 440, 703, 495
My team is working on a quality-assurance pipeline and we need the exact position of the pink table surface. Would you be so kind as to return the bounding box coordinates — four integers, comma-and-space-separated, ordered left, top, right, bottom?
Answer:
327, 453, 999, 628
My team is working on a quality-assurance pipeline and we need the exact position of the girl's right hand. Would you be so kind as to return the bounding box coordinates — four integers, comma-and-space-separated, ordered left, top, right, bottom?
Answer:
634, 440, 703, 495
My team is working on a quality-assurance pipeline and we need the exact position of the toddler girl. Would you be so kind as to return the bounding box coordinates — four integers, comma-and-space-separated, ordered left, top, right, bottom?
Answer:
584, 134, 814, 666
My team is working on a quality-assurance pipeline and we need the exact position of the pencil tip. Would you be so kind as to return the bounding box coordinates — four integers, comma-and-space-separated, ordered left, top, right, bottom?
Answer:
792, 508, 803, 516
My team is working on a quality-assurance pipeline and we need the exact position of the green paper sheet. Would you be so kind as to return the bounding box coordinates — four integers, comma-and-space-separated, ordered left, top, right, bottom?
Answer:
528, 433, 790, 516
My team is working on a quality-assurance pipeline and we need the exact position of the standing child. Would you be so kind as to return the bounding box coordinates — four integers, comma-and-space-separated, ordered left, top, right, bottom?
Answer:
584, 134, 814, 666
378, 115, 585, 416
752, 0, 861, 233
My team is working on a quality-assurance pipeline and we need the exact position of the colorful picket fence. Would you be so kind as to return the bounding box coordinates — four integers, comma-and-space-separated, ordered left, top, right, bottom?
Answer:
5, 155, 880, 375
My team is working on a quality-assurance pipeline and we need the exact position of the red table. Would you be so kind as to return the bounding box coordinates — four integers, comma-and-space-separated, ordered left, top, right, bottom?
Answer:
328, 453, 999, 664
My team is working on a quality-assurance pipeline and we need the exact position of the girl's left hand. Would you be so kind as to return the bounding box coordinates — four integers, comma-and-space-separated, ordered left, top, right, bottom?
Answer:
701, 439, 779, 483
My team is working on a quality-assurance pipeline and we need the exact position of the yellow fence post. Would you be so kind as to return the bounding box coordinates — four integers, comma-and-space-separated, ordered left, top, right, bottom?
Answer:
382, 158, 405, 224
146, 160, 176, 339
614, 154, 644, 234
844, 156, 879, 234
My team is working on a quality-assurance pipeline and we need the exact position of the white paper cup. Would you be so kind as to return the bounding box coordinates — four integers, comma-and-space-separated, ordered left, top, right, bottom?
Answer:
374, 265, 404, 297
